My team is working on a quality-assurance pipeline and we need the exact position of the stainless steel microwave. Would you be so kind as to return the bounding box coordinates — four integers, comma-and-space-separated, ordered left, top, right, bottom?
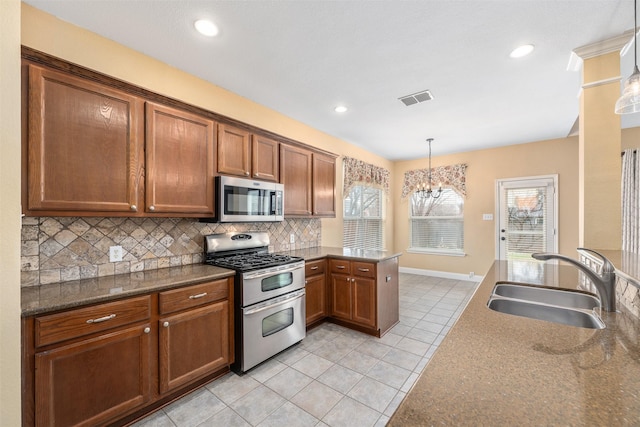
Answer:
215, 175, 284, 222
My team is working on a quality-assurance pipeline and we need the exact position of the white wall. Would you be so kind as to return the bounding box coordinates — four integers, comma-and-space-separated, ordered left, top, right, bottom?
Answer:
0, 0, 23, 424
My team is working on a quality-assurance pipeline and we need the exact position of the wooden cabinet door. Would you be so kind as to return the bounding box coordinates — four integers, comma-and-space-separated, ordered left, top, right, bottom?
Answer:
26, 65, 143, 214
280, 144, 312, 216
252, 134, 279, 181
330, 273, 352, 321
352, 277, 376, 328
159, 301, 229, 394
145, 102, 215, 215
305, 274, 326, 326
312, 153, 336, 217
34, 324, 151, 427
217, 124, 251, 177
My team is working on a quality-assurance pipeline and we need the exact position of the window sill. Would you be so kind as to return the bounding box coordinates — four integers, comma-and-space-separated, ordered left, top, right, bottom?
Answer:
407, 248, 466, 257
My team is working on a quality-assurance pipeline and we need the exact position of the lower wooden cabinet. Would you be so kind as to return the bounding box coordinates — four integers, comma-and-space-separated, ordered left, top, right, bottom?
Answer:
34, 324, 152, 427
23, 277, 234, 427
159, 301, 229, 393
305, 260, 327, 326
327, 257, 399, 336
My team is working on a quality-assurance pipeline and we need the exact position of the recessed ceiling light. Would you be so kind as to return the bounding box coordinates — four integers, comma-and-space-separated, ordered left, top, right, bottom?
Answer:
334, 105, 348, 113
194, 19, 219, 37
510, 44, 534, 59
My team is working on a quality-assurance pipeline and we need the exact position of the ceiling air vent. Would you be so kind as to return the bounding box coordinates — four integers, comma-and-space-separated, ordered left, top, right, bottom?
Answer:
399, 90, 434, 106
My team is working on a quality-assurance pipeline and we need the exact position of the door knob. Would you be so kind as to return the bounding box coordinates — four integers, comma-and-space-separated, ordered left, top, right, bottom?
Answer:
501, 237, 506, 241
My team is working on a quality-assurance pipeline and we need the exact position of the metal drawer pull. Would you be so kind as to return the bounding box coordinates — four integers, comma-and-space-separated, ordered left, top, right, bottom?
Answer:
336, 265, 346, 269
310, 266, 319, 270
144, 327, 151, 334
163, 321, 169, 328
189, 292, 208, 299
358, 268, 370, 272
86, 314, 116, 324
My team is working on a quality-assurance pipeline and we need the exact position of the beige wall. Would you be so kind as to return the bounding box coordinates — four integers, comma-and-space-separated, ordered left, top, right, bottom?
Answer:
1, 0, 23, 424
394, 137, 580, 276
622, 126, 640, 151
20, 3, 395, 249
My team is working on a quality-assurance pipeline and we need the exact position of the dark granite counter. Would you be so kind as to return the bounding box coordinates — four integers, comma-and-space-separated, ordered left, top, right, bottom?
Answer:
389, 260, 640, 426
283, 246, 402, 262
21, 264, 235, 316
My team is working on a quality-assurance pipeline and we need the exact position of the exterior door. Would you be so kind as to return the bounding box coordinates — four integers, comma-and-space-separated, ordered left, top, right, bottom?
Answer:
496, 176, 557, 261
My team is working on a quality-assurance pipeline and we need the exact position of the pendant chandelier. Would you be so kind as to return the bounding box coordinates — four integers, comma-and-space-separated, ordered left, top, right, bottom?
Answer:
416, 138, 442, 199
615, 0, 640, 114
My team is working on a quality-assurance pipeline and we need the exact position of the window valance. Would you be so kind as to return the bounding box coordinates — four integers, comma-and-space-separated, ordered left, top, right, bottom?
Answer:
402, 163, 467, 198
343, 156, 390, 194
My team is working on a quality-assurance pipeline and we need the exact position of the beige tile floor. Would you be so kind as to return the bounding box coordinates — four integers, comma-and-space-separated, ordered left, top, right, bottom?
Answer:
132, 273, 478, 427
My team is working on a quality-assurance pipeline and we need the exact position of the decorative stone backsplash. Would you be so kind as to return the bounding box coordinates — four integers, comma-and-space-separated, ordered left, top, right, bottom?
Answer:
21, 217, 321, 287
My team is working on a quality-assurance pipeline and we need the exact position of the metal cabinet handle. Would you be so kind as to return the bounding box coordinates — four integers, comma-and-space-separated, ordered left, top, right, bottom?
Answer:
310, 266, 319, 270
336, 265, 346, 269
305, 280, 308, 284
144, 327, 150, 334
357, 268, 370, 272
245, 171, 250, 176
149, 205, 155, 212
163, 321, 169, 328
351, 278, 355, 283
130, 205, 137, 212
86, 314, 116, 324
346, 277, 350, 282
189, 292, 207, 300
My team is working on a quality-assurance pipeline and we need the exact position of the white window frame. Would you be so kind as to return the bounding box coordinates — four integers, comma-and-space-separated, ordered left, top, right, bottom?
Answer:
408, 188, 465, 256
343, 185, 385, 250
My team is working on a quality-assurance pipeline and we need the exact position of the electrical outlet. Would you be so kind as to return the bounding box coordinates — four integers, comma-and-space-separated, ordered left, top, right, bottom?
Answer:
289, 233, 295, 244
109, 245, 123, 262
482, 213, 493, 221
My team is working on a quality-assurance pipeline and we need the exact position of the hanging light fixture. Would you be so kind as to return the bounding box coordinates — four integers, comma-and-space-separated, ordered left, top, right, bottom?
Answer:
416, 138, 442, 199
615, 0, 640, 114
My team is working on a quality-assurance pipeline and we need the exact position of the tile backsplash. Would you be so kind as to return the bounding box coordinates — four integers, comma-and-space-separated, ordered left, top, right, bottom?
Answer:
21, 216, 321, 287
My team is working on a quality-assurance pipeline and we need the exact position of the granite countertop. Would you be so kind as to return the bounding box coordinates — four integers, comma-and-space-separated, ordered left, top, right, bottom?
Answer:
283, 246, 402, 262
21, 264, 235, 317
389, 260, 640, 426
21, 247, 402, 317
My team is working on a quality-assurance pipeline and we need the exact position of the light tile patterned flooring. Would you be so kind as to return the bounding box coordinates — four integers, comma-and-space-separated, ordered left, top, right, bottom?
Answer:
133, 273, 478, 427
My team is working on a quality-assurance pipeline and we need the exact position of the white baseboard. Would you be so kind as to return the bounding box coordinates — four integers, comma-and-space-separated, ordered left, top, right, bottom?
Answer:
399, 266, 483, 283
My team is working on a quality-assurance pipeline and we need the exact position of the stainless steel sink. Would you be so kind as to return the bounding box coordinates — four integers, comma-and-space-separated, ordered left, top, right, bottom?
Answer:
487, 282, 605, 329
493, 282, 601, 310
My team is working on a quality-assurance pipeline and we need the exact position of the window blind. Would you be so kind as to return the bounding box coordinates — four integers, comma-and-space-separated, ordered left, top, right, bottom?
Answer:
502, 186, 548, 258
343, 185, 384, 250
409, 189, 464, 253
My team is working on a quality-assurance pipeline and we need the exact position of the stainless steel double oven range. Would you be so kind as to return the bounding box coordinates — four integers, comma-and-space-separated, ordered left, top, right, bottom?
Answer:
204, 232, 305, 373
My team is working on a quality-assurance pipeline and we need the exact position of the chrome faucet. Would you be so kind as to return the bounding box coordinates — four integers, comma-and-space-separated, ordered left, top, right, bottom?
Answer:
531, 248, 617, 312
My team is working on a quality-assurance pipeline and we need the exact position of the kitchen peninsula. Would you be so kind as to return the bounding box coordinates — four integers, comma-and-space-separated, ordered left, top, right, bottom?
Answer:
389, 260, 640, 426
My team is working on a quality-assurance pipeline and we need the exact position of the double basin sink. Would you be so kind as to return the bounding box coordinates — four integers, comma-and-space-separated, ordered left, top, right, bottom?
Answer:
487, 281, 605, 329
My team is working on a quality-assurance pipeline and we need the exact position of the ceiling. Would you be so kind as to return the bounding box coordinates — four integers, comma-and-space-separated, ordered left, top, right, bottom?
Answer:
24, 0, 640, 160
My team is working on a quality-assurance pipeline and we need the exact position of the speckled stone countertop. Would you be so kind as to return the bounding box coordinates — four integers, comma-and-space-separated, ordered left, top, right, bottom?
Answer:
283, 246, 402, 262
388, 260, 640, 426
21, 264, 235, 317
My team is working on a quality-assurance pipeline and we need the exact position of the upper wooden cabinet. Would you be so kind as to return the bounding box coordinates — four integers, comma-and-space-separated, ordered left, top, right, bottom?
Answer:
145, 102, 215, 215
280, 144, 336, 217
312, 153, 336, 217
217, 124, 251, 178
24, 64, 144, 215
280, 144, 313, 216
251, 134, 279, 182
217, 124, 280, 182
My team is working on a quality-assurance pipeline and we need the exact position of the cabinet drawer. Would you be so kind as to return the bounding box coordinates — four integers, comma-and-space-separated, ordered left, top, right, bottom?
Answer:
159, 279, 228, 315
35, 295, 151, 347
305, 260, 326, 276
352, 262, 376, 278
329, 259, 351, 275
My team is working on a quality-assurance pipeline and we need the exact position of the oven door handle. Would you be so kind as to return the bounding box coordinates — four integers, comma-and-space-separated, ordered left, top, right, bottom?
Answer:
244, 290, 305, 315
244, 264, 304, 280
